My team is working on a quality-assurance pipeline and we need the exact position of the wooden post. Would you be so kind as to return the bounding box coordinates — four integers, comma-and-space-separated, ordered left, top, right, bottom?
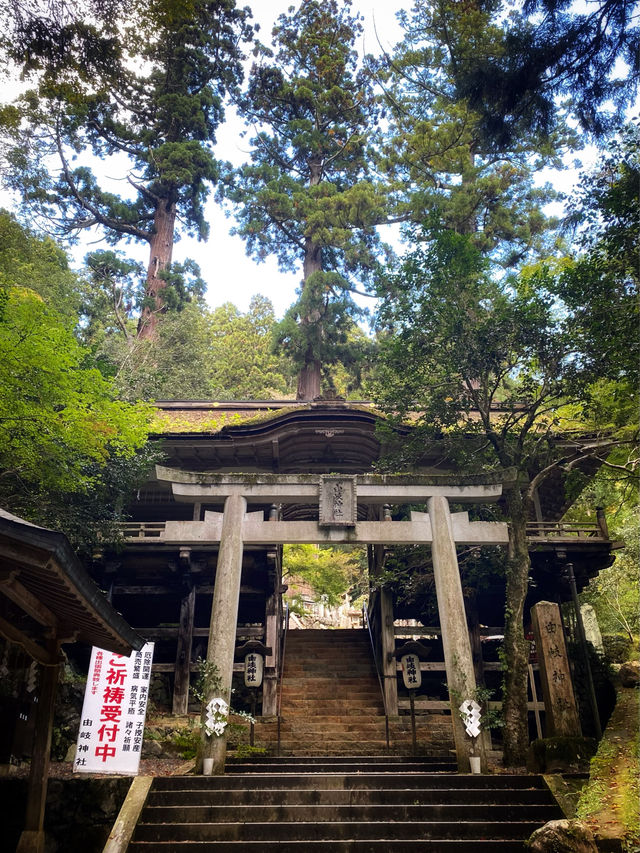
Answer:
380, 588, 398, 716
428, 495, 483, 773
596, 506, 609, 539
262, 581, 279, 716
172, 583, 196, 716
467, 594, 492, 755
16, 646, 60, 853
201, 493, 246, 774
531, 600, 581, 736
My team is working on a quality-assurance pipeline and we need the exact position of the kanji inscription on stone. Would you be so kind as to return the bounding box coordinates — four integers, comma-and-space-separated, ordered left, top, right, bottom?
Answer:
531, 601, 581, 736
319, 475, 357, 527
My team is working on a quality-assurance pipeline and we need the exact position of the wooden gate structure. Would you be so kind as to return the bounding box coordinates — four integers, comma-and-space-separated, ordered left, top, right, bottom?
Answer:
91, 399, 618, 772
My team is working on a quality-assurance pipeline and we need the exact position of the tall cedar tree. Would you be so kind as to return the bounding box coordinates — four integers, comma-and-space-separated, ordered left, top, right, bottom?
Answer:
378, 0, 565, 268
226, 0, 387, 400
2, 0, 252, 339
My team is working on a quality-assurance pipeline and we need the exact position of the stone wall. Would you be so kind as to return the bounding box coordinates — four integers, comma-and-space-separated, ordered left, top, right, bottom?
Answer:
1, 777, 130, 853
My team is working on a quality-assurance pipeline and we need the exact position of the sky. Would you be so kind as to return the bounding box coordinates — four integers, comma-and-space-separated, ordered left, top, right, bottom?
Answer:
0, 0, 598, 319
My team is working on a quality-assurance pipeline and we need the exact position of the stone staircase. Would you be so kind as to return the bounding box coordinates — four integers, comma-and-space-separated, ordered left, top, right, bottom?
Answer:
127, 756, 564, 851
254, 628, 454, 756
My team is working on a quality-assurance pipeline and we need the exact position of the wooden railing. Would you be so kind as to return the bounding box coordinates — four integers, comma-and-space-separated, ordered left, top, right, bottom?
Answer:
117, 519, 609, 542
525, 521, 604, 539
119, 522, 166, 539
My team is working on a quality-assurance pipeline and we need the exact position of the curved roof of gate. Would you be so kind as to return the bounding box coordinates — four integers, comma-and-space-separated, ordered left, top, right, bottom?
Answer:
152, 399, 386, 474
147, 399, 601, 522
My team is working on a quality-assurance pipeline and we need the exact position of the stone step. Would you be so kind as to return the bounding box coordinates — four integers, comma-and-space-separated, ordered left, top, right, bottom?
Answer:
258, 744, 450, 757
262, 704, 385, 716
260, 714, 390, 726
282, 672, 380, 684
151, 773, 551, 791
279, 703, 384, 713
132, 819, 547, 843
141, 803, 560, 824
266, 720, 394, 733
128, 841, 533, 852
280, 690, 382, 700
148, 787, 554, 807
283, 667, 376, 677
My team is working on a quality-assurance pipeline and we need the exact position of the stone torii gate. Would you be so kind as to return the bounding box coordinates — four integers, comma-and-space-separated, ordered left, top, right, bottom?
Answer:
155, 468, 510, 773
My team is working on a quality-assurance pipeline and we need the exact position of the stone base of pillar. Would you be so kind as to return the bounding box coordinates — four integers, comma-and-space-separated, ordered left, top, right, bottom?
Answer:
202, 733, 228, 775
16, 830, 45, 853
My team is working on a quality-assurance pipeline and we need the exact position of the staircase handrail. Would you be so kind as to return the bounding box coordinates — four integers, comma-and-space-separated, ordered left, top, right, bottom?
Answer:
363, 598, 390, 749
276, 601, 290, 756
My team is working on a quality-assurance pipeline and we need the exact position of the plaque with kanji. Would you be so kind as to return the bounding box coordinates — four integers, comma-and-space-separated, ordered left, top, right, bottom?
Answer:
318, 475, 357, 527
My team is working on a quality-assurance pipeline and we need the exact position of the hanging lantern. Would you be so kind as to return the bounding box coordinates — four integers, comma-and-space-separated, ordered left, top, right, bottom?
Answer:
400, 653, 422, 690
244, 651, 264, 688
235, 640, 272, 690
395, 640, 431, 691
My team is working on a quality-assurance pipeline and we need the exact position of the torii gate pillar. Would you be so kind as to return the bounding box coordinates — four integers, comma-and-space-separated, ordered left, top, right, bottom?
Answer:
200, 493, 246, 775
428, 496, 485, 773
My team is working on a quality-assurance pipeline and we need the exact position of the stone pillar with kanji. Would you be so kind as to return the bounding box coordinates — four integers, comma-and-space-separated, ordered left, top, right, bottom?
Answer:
531, 600, 581, 736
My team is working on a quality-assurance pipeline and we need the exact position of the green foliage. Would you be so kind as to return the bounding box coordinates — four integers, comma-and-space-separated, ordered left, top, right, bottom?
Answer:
370, 226, 629, 766
283, 544, 367, 609
0, 288, 155, 547
191, 658, 222, 703
3, 0, 252, 240
377, 0, 564, 268
207, 296, 294, 399
372, 228, 585, 475
0, 216, 156, 547
234, 744, 268, 759
577, 689, 640, 851
582, 526, 639, 641
100, 295, 295, 402
528, 736, 597, 773
0, 287, 152, 510
226, 0, 386, 393
543, 126, 640, 384
0, 209, 82, 319
602, 634, 637, 665
170, 727, 200, 760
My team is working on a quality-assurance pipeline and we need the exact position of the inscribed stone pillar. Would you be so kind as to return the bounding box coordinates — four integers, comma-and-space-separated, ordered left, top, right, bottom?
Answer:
428, 495, 483, 772
201, 493, 246, 774
531, 601, 581, 736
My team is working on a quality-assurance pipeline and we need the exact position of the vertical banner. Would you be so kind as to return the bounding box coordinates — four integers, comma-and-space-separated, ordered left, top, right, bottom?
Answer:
74, 642, 154, 775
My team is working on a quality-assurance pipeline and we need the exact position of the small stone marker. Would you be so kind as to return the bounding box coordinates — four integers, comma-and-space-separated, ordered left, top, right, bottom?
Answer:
531, 601, 581, 736
580, 603, 604, 654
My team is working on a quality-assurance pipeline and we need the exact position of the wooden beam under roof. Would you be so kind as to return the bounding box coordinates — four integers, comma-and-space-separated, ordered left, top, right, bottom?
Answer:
0, 614, 55, 665
0, 571, 59, 629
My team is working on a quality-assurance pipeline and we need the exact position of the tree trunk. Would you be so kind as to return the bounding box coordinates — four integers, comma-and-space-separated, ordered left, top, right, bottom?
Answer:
137, 199, 177, 340
296, 233, 323, 401
296, 360, 322, 400
502, 485, 533, 766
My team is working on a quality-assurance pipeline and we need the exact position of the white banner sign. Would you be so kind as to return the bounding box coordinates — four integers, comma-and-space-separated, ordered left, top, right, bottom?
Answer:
73, 642, 154, 775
